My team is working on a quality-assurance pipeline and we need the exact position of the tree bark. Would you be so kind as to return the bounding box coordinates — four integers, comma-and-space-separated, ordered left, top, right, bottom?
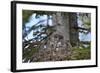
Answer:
69, 13, 79, 46
52, 12, 70, 42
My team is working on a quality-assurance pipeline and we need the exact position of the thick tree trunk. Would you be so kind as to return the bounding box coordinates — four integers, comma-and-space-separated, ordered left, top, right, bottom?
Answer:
52, 12, 78, 44
47, 12, 78, 51
52, 12, 70, 41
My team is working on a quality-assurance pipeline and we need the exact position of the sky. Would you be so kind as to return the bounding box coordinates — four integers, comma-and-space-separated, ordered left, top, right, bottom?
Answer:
24, 14, 52, 40
77, 18, 91, 41
24, 13, 91, 42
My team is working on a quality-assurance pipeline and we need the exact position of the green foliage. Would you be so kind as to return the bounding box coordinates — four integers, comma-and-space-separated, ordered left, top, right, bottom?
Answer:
23, 10, 34, 24
70, 46, 91, 60
23, 47, 39, 61
78, 13, 91, 29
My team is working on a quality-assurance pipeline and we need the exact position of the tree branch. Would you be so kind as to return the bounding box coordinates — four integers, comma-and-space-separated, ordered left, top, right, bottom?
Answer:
74, 26, 90, 31
80, 41, 90, 44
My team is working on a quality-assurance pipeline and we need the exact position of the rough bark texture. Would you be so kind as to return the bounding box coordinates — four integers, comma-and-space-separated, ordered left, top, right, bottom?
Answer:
69, 13, 79, 46
51, 12, 79, 47
52, 12, 70, 41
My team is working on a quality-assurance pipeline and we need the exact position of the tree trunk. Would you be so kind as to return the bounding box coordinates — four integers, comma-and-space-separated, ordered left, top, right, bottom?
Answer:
47, 12, 78, 50
52, 12, 70, 42
69, 13, 79, 46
